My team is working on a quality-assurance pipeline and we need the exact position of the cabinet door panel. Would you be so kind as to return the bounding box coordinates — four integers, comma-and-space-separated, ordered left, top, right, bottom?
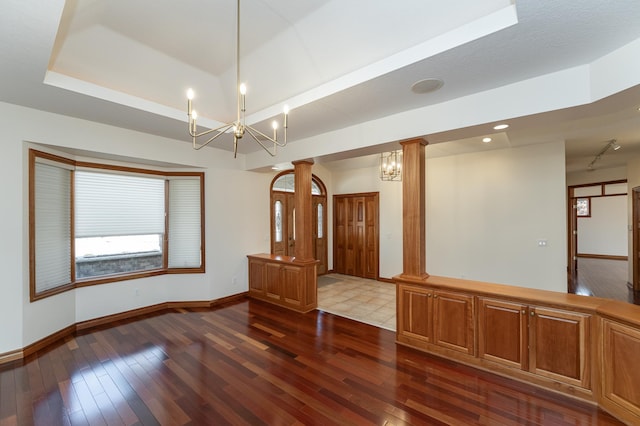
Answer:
282, 265, 302, 305
478, 298, 527, 369
265, 263, 281, 300
249, 260, 265, 294
603, 319, 640, 416
433, 291, 475, 355
398, 285, 432, 343
530, 307, 589, 388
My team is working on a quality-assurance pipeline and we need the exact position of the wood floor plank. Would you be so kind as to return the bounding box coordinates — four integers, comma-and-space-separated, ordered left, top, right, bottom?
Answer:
1, 298, 626, 425
0, 369, 16, 423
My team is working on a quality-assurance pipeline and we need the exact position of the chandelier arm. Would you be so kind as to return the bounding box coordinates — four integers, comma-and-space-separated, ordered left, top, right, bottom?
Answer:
245, 124, 287, 147
189, 122, 235, 139
192, 123, 236, 150
233, 135, 238, 158
245, 127, 277, 156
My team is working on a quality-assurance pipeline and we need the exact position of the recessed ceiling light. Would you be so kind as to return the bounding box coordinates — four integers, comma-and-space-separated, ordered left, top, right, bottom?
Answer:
411, 78, 444, 94
493, 124, 509, 130
482, 137, 492, 143
271, 166, 279, 170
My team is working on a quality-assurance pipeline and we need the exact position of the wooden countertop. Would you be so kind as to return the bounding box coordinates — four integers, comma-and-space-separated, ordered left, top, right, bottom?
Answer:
247, 253, 319, 265
395, 274, 637, 315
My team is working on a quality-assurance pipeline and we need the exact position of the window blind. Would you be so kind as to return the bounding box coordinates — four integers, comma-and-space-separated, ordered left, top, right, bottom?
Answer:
75, 171, 165, 238
168, 178, 202, 268
34, 162, 71, 292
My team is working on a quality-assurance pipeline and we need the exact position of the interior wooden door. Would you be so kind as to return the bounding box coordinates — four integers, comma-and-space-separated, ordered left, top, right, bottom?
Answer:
334, 196, 347, 274
349, 197, 365, 276
333, 193, 379, 279
364, 196, 378, 279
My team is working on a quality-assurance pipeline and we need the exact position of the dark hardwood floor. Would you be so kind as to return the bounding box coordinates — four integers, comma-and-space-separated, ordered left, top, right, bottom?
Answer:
0, 299, 624, 425
569, 258, 640, 305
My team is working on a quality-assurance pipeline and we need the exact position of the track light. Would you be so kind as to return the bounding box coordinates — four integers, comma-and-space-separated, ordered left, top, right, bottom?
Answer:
587, 139, 620, 170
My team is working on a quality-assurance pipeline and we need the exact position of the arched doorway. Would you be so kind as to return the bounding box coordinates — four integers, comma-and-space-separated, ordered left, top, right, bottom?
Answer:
270, 171, 328, 274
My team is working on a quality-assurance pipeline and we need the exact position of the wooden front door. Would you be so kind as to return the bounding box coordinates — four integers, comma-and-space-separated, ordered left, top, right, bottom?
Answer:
333, 192, 379, 279
313, 196, 327, 274
271, 191, 328, 274
272, 192, 295, 257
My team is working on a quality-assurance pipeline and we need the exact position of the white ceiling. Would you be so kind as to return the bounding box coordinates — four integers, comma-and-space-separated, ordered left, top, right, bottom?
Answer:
2, 0, 640, 173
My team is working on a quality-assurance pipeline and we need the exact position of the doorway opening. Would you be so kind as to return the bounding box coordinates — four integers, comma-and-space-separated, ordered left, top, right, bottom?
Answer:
567, 180, 633, 303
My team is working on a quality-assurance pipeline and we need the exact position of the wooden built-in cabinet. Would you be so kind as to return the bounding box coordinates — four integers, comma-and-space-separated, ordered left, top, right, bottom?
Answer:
396, 276, 602, 403
398, 285, 474, 355
478, 298, 528, 370
530, 306, 590, 388
598, 304, 640, 425
396, 276, 640, 423
247, 254, 317, 313
478, 298, 590, 390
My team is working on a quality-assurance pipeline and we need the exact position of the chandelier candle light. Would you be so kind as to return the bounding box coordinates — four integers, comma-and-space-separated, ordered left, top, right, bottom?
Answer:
186, 0, 289, 158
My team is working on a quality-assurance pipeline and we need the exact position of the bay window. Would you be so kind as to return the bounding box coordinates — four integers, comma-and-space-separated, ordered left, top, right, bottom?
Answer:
29, 149, 204, 301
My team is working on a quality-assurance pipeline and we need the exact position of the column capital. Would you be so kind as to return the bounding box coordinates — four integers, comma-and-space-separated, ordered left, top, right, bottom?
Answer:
400, 138, 429, 147
292, 159, 314, 166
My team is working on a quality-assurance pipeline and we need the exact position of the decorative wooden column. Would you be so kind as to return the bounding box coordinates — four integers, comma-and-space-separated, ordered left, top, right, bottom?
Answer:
292, 159, 314, 262
246, 159, 318, 313
396, 138, 429, 281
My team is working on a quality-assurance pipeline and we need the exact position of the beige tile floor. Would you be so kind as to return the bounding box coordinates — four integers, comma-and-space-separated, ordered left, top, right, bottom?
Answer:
317, 273, 396, 331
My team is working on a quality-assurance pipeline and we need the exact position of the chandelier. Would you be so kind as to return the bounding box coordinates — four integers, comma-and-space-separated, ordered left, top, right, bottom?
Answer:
186, 0, 289, 158
380, 150, 402, 181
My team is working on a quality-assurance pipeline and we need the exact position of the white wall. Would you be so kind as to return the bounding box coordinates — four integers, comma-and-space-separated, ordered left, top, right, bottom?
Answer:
577, 196, 627, 256
331, 141, 567, 291
627, 155, 640, 283
426, 141, 567, 291
566, 166, 626, 187
0, 101, 271, 355
0, 127, 24, 355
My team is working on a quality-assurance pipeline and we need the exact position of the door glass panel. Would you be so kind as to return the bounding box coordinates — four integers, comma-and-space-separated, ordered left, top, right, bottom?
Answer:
311, 181, 321, 195
576, 198, 590, 217
273, 174, 295, 192
275, 200, 283, 242
272, 173, 323, 195
318, 204, 323, 238
604, 183, 627, 195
